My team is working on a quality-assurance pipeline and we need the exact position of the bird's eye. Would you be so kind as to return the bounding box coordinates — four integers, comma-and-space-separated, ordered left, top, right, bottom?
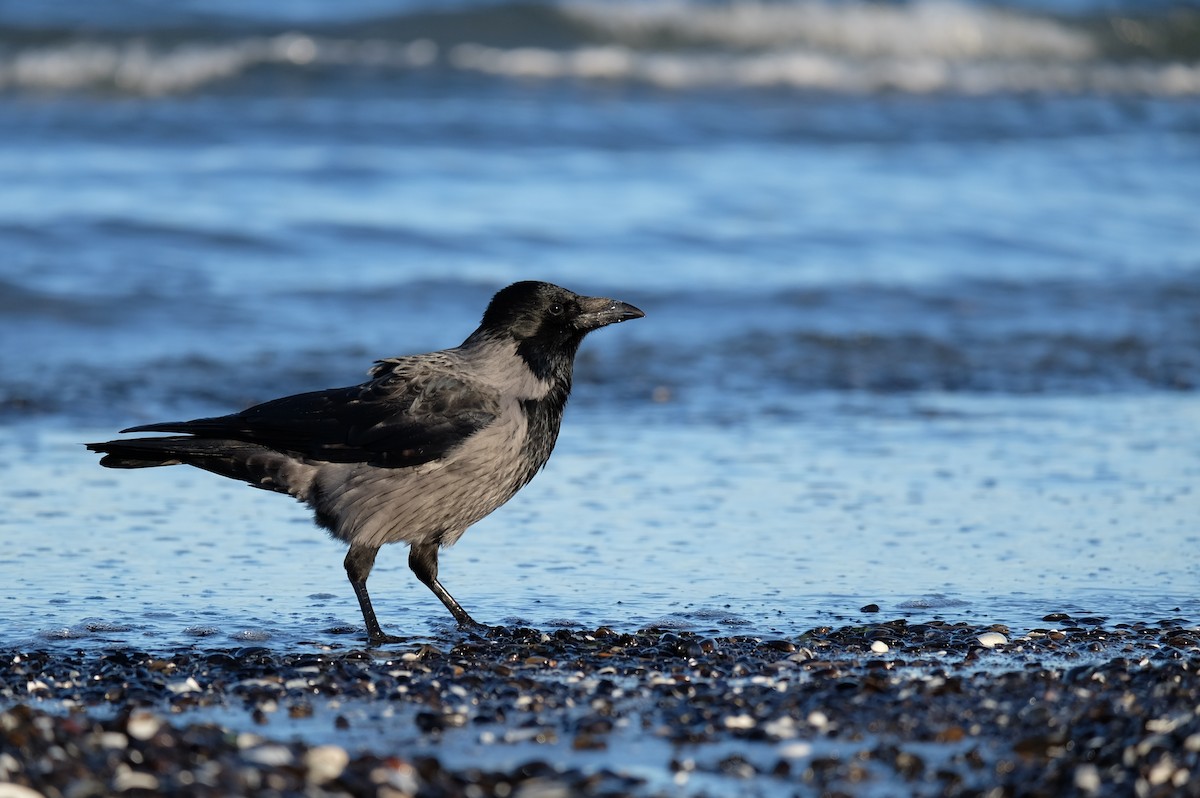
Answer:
548, 303, 565, 316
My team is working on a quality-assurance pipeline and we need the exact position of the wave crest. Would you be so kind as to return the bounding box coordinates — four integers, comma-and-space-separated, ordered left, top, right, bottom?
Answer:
565, 0, 1096, 61
0, 1, 1198, 96
0, 33, 437, 95
448, 42, 1200, 95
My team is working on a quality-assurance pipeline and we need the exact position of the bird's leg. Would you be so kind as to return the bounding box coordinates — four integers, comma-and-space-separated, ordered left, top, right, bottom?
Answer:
408, 541, 485, 631
344, 545, 402, 646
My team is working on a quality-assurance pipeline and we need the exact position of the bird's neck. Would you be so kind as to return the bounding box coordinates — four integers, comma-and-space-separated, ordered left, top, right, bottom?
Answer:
515, 335, 580, 390
461, 328, 577, 401
518, 385, 569, 487
459, 328, 579, 488
512, 339, 576, 487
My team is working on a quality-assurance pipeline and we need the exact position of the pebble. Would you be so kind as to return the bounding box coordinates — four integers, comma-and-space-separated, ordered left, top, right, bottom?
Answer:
807, 711, 830, 730
113, 765, 159, 792
0, 785, 48, 798
1074, 763, 1101, 794
98, 732, 128, 749
1146, 755, 1181, 787
976, 631, 1008, 648
870, 640, 890, 654
125, 712, 162, 741
302, 744, 350, 782
167, 677, 202, 694
242, 744, 294, 767
762, 716, 797, 740
0, 619, 1196, 797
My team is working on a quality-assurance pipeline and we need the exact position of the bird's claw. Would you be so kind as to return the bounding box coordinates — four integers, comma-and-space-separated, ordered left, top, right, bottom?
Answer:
457, 617, 494, 636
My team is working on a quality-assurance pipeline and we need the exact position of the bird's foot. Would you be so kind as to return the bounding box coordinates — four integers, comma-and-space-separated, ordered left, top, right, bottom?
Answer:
456, 616, 494, 636
366, 631, 406, 647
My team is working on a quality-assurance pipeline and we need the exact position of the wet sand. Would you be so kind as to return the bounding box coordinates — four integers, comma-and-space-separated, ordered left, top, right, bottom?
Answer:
3, 617, 1198, 797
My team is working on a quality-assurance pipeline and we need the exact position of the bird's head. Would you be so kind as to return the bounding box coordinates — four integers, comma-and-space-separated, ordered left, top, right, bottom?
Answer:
482, 281, 644, 338
476, 281, 644, 381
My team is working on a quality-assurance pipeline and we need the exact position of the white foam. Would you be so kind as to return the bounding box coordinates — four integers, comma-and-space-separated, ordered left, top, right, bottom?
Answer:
0, 34, 439, 95
564, 0, 1096, 61
449, 43, 1200, 95
1, 2, 1198, 97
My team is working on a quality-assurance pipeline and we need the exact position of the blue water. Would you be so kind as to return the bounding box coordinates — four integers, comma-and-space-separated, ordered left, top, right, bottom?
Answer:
1, 0, 1198, 652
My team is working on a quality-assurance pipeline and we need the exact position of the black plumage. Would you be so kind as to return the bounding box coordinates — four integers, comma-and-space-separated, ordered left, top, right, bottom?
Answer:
87, 281, 644, 644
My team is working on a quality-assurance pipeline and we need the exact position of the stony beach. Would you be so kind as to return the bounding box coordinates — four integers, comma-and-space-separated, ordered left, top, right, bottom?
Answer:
4, 1, 1199, 796
3, 617, 1198, 797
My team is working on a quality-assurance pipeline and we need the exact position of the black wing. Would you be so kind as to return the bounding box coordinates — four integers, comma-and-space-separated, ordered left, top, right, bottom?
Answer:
122, 367, 501, 468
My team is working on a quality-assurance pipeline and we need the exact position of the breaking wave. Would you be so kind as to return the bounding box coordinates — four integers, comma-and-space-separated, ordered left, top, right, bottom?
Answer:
1, 0, 1198, 96
564, 0, 1098, 60
447, 42, 1200, 94
0, 34, 438, 95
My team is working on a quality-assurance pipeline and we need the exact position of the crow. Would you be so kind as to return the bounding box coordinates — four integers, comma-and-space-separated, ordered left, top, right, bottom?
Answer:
87, 281, 644, 644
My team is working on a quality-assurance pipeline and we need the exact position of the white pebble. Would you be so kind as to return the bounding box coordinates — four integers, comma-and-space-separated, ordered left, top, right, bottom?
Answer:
723, 714, 755, 730
976, 632, 1007, 648
244, 744, 294, 767
0, 784, 50, 798
126, 713, 162, 741
1147, 755, 1177, 786
870, 640, 890, 654
113, 765, 159, 792
0, 752, 21, 778
98, 732, 129, 749
304, 745, 349, 784
807, 710, 830, 730
167, 676, 202, 694
236, 732, 264, 749
763, 716, 797, 740
1074, 763, 1101, 794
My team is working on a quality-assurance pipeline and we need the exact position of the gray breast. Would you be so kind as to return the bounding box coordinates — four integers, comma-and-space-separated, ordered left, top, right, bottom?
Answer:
309, 398, 544, 550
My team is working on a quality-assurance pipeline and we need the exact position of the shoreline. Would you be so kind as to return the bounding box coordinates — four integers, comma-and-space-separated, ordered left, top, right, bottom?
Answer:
3, 618, 1198, 796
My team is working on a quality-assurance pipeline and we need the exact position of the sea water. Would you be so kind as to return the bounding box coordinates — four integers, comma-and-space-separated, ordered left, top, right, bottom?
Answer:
1, 0, 1198, 650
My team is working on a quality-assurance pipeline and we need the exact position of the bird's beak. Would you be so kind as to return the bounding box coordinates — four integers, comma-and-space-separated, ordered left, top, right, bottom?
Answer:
575, 296, 646, 331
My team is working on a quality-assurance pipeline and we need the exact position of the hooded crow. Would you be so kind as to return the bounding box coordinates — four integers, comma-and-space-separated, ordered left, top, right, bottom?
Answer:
87, 281, 644, 644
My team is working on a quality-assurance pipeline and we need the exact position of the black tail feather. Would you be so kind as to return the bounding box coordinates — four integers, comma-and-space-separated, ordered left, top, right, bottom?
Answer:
86, 436, 193, 468
86, 436, 299, 496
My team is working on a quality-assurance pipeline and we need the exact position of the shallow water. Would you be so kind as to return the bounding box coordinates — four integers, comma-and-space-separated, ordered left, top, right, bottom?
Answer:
1, 0, 1199, 653
3, 390, 1196, 650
